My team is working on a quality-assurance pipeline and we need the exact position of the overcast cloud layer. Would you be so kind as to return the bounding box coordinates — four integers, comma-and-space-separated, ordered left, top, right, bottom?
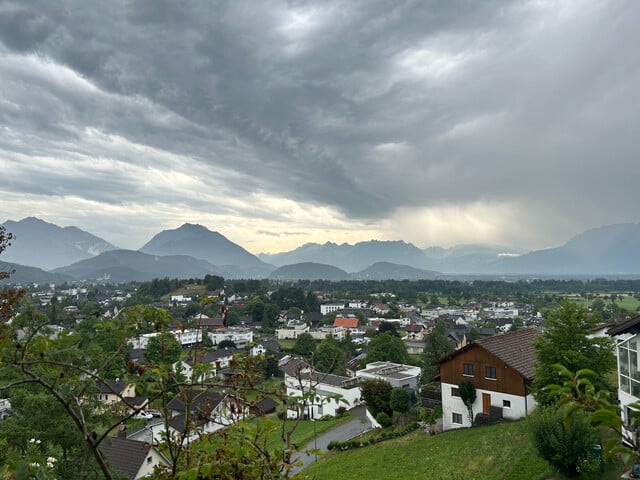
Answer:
1, 0, 639, 253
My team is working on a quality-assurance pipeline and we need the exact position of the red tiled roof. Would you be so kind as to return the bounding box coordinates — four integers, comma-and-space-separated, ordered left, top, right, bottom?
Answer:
334, 317, 358, 328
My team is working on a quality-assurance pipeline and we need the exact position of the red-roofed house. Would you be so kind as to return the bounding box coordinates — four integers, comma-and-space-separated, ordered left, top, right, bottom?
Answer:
438, 328, 539, 431
333, 316, 359, 329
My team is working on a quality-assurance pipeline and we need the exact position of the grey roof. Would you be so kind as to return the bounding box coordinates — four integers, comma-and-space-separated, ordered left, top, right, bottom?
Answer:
474, 328, 539, 381
279, 356, 310, 377
100, 437, 162, 479
300, 371, 360, 389
251, 397, 279, 415
607, 314, 640, 336
167, 389, 223, 416
97, 380, 126, 395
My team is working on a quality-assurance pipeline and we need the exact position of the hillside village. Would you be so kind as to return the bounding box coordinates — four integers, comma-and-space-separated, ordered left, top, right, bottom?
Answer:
3, 265, 640, 478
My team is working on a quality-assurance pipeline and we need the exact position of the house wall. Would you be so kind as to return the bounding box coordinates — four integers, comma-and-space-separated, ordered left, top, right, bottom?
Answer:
134, 449, 168, 480
441, 381, 535, 431
276, 324, 309, 340
616, 333, 639, 447
439, 345, 528, 397
285, 375, 361, 418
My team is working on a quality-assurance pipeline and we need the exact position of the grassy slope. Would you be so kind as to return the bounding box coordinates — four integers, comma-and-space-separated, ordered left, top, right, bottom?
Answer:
303, 420, 627, 480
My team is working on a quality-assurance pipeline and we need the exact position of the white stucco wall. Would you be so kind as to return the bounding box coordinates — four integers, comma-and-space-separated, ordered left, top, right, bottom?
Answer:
441, 381, 536, 431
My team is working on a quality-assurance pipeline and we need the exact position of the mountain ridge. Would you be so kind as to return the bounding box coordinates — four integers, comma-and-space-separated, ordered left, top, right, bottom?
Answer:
4, 217, 640, 280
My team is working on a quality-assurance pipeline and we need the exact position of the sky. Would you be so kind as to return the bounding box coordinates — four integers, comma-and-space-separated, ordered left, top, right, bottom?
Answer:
1, 1, 639, 255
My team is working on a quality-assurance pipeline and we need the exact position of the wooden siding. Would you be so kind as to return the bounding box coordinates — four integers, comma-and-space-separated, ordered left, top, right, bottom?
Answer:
439, 344, 528, 397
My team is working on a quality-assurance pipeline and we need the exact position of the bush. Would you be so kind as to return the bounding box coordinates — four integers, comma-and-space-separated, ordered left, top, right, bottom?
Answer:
376, 412, 392, 428
530, 408, 600, 477
335, 406, 347, 417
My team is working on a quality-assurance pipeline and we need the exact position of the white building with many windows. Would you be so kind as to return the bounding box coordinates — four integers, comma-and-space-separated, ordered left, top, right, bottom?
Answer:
608, 316, 640, 448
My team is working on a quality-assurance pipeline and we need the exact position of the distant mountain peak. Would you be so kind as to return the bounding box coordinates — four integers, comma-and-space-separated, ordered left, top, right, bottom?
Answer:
140, 223, 268, 270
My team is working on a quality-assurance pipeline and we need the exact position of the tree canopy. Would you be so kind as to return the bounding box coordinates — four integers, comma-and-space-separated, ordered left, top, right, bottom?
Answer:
366, 332, 409, 365
532, 300, 616, 403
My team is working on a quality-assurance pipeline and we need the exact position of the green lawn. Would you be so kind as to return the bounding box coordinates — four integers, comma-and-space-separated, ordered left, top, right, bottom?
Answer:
303, 420, 628, 480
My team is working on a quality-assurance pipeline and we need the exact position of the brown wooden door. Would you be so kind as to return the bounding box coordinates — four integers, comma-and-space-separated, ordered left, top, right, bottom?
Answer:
482, 393, 491, 414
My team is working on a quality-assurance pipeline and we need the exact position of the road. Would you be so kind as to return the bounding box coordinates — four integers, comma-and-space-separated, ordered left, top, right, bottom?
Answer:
289, 405, 375, 475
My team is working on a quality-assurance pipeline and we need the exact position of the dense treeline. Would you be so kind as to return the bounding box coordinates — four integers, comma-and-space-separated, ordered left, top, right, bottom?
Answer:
130, 277, 640, 305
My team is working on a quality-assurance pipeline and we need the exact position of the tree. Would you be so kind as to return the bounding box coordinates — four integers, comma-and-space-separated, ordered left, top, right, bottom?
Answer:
218, 339, 237, 350
531, 407, 600, 477
533, 300, 616, 404
262, 302, 280, 331
145, 331, 183, 365
0, 226, 25, 322
377, 321, 400, 337
390, 387, 412, 415
313, 336, 345, 375
421, 320, 455, 383
366, 332, 409, 364
458, 381, 477, 424
360, 379, 392, 417
292, 333, 316, 357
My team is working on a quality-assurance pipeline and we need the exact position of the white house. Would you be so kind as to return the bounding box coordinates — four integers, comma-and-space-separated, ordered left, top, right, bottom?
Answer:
100, 436, 170, 479
309, 326, 346, 341
276, 321, 310, 340
607, 316, 640, 448
284, 364, 361, 419
320, 303, 344, 315
356, 361, 421, 393
175, 347, 237, 382
208, 327, 253, 348
438, 328, 538, 431
138, 390, 245, 445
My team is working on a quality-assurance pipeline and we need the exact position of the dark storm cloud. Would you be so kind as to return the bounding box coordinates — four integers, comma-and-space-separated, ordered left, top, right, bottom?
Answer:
0, 0, 639, 249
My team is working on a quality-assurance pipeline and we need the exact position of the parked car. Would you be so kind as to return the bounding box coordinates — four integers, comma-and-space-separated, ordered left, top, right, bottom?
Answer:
133, 411, 153, 420
146, 409, 162, 418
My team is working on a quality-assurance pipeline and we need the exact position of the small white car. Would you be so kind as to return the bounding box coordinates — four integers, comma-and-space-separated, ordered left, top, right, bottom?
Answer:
133, 411, 153, 420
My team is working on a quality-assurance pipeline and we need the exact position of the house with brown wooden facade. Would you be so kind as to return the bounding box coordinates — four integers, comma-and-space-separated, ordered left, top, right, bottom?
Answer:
438, 328, 539, 431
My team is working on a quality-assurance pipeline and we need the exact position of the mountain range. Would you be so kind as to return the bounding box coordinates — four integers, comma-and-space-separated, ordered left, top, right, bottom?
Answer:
2, 217, 640, 283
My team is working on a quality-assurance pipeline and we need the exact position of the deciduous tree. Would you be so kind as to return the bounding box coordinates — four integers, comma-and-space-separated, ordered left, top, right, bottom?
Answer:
532, 300, 615, 403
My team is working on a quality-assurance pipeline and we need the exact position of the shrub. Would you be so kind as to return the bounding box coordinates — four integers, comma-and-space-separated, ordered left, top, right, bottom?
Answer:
335, 406, 347, 417
530, 408, 599, 477
376, 412, 392, 428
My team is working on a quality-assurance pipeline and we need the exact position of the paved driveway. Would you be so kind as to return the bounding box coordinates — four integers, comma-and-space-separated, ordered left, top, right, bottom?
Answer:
289, 405, 375, 474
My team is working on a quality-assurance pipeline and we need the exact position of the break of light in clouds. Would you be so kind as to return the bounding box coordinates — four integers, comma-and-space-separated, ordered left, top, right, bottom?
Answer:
0, 0, 639, 253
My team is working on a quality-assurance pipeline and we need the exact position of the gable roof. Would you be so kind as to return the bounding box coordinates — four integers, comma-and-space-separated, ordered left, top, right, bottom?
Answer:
607, 314, 640, 336
167, 389, 223, 416
334, 317, 358, 328
100, 437, 165, 479
278, 355, 310, 377
97, 380, 127, 395
440, 328, 539, 382
475, 328, 539, 381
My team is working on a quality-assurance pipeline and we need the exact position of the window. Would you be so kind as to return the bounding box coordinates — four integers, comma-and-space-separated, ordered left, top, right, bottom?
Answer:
463, 363, 474, 376
147, 456, 153, 464
485, 366, 497, 380
452, 412, 463, 424
503, 400, 511, 408
451, 387, 460, 397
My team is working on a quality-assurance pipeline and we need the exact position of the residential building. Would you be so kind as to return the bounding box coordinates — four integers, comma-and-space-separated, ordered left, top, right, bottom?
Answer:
438, 328, 538, 431
285, 366, 361, 418
276, 321, 309, 340
356, 361, 421, 393
208, 327, 253, 348
333, 315, 359, 329
100, 436, 170, 479
607, 315, 640, 448
309, 326, 346, 340
321, 303, 344, 315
